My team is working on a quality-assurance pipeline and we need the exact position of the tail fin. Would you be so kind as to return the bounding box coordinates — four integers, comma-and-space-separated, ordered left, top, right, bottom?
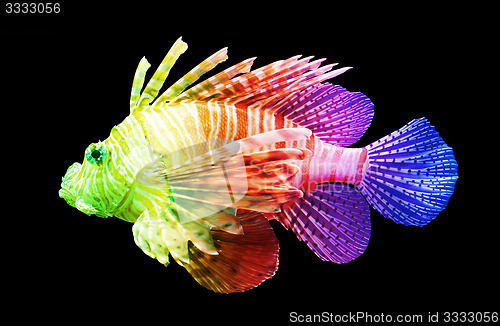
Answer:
359, 117, 458, 226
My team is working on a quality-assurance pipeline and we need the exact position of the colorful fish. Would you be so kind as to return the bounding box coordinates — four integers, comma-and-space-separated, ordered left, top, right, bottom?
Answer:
59, 37, 458, 293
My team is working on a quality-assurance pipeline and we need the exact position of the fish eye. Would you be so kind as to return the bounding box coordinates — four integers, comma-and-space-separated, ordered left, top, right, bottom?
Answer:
85, 142, 108, 166
91, 150, 101, 159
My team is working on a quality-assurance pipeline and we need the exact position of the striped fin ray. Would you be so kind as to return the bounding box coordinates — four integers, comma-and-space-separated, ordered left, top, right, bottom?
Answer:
165, 51, 350, 109
132, 37, 188, 112
212, 56, 349, 108
182, 211, 279, 293
228, 56, 329, 106
133, 208, 279, 293
277, 183, 371, 263
272, 83, 374, 146
253, 66, 352, 113
359, 118, 458, 226
221, 55, 309, 98
153, 47, 229, 105
129, 57, 151, 112
171, 57, 256, 103
171, 56, 302, 103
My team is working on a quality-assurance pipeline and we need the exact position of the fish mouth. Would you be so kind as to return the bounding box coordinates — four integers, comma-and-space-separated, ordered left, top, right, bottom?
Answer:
59, 162, 111, 218
59, 162, 82, 207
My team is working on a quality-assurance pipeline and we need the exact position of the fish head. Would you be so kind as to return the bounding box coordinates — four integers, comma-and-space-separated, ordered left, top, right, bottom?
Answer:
59, 121, 151, 218
59, 141, 117, 218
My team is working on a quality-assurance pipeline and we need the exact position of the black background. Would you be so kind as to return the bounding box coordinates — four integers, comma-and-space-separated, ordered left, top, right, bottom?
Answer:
2, 2, 495, 324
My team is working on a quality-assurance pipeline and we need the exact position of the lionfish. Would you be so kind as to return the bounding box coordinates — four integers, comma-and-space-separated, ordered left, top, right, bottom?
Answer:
59, 38, 458, 292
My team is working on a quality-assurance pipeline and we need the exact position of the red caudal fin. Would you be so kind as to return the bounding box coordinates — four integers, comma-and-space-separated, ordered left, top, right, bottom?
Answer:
359, 117, 458, 226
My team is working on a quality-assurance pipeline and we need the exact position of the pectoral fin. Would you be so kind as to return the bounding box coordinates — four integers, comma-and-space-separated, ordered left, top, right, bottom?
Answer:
135, 129, 311, 223
132, 209, 190, 265
181, 211, 279, 293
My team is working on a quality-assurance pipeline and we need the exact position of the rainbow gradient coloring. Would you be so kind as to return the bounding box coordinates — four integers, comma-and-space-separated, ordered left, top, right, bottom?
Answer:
59, 38, 458, 293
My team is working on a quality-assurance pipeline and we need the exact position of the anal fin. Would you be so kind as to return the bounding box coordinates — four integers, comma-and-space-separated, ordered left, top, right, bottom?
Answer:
278, 183, 371, 263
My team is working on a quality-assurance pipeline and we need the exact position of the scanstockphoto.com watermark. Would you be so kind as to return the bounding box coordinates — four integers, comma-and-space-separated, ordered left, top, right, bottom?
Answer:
290, 312, 423, 324
289, 311, 499, 323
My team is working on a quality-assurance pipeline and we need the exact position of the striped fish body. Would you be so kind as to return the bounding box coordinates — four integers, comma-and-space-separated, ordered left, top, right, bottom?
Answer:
138, 100, 369, 193
59, 37, 458, 293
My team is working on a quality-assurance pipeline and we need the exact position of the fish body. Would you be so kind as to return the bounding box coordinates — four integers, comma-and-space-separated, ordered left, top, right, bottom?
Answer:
59, 38, 458, 293
140, 99, 369, 189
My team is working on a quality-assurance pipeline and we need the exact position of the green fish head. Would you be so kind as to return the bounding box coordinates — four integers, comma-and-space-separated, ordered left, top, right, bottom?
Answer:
59, 141, 115, 218
59, 115, 153, 220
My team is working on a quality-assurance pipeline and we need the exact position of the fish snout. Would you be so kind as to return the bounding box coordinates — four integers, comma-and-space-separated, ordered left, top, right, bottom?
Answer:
59, 162, 82, 207
59, 162, 111, 218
